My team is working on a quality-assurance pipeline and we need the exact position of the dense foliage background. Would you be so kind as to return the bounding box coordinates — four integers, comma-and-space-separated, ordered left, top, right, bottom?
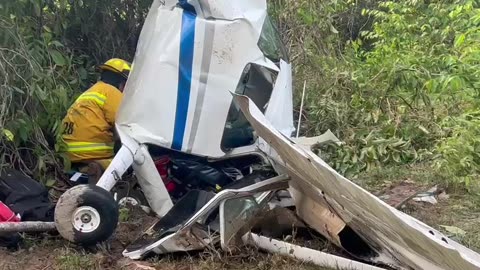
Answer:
1, 0, 479, 189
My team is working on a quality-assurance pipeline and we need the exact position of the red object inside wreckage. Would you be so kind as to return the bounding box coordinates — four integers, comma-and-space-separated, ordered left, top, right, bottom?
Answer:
0, 201, 20, 222
153, 156, 176, 193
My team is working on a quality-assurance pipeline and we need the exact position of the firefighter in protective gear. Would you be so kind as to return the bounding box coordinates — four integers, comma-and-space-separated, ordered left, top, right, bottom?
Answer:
59, 58, 131, 169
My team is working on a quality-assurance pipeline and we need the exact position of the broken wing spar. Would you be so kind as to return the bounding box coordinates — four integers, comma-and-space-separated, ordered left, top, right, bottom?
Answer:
234, 94, 480, 270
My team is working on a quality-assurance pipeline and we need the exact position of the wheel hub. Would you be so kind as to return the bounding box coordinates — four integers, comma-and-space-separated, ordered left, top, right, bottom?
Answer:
118, 196, 139, 206
72, 206, 101, 233
81, 213, 91, 223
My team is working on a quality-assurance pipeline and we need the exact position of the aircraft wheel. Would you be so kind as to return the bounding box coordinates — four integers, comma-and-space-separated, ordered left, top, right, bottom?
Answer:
55, 185, 118, 246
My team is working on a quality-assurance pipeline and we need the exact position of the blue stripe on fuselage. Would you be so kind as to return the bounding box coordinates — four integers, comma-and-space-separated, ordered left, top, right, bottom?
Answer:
172, 9, 196, 150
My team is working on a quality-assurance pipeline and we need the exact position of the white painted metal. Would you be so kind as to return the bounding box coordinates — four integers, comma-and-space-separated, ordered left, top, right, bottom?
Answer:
72, 206, 100, 233
96, 145, 134, 191
118, 197, 139, 206
244, 233, 386, 270
116, 0, 282, 157
95, 124, 173, 217
132, 145, 173, 217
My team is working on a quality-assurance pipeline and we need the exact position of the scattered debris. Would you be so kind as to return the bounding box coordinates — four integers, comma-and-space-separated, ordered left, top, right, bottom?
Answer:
412, 195, 438, 205
412, 186, 440, 205
379, 181, 448, 209
378, 180, 418, 208
293, 129, 343, 149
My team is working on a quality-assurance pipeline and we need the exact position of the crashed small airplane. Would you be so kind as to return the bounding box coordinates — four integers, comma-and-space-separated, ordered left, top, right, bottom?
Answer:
54, 1, 480, 269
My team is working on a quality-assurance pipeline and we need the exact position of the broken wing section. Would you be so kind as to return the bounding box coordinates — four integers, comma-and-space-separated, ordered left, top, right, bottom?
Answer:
234, 94, 480, 270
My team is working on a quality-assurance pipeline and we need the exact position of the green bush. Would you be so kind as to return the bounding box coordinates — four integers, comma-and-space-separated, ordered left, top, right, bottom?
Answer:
0, 15, 87, 179
0, 0, 149, 179
351, 0, 480, 182
434, 111, 480, 189
272, 0, 480, 185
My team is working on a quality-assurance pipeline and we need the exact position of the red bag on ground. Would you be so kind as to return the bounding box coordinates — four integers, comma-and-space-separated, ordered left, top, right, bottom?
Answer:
0, 201, 20, 222
0, 201, 22, 249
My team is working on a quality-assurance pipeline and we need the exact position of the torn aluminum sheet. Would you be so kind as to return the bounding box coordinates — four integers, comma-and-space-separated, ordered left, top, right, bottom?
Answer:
123, 175, 290, 259
412, 186, 439, 205
117, 0, 285, 158
292, 129, 343, 148
234, 94, 480, 270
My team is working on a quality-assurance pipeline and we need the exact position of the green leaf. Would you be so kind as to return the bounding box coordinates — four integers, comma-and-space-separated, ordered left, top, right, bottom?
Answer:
50, 40, 64, 48
31, 0, 40, 16
392, 153, 401, 163
49, 50, 66, 66
18, 127, 28, 142
440, 225, 466, 237
454, 33, 466, 48
78, 68, 88, 80
12, 86, 25, 94
330, 24, 339, 34
55, 153, 72, 171
119, 208, 130, 222
45, 179, 56, 188
418, 125, 430, 134
38, 157, 46, 171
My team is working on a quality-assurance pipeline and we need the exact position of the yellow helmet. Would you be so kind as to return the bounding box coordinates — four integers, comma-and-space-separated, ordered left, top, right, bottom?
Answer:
98, 58, 131, 79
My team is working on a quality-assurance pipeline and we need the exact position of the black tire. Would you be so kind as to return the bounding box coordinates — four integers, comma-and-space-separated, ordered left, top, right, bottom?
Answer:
54, 185, 119, 246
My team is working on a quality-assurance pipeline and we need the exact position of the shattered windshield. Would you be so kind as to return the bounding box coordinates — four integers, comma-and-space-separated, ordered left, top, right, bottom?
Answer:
258, 16, 289, 63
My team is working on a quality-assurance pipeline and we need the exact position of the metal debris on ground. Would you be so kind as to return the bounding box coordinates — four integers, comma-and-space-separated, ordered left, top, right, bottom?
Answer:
412, 186, 440, 205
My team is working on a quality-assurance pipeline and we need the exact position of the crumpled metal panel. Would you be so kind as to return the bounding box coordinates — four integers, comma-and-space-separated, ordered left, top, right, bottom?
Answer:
234, 94, 480, 270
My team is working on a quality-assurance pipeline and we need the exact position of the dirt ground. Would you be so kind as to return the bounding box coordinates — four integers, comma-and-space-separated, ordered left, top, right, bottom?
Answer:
1, 164, 479, 270
0, 205, 330, 270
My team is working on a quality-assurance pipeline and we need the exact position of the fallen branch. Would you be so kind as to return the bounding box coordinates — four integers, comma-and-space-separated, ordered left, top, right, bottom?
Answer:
0, 222, 56, 233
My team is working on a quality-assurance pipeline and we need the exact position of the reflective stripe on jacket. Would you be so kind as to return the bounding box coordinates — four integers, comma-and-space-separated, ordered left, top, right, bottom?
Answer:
59, 81, 122, 162
66, 142, 114, 153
